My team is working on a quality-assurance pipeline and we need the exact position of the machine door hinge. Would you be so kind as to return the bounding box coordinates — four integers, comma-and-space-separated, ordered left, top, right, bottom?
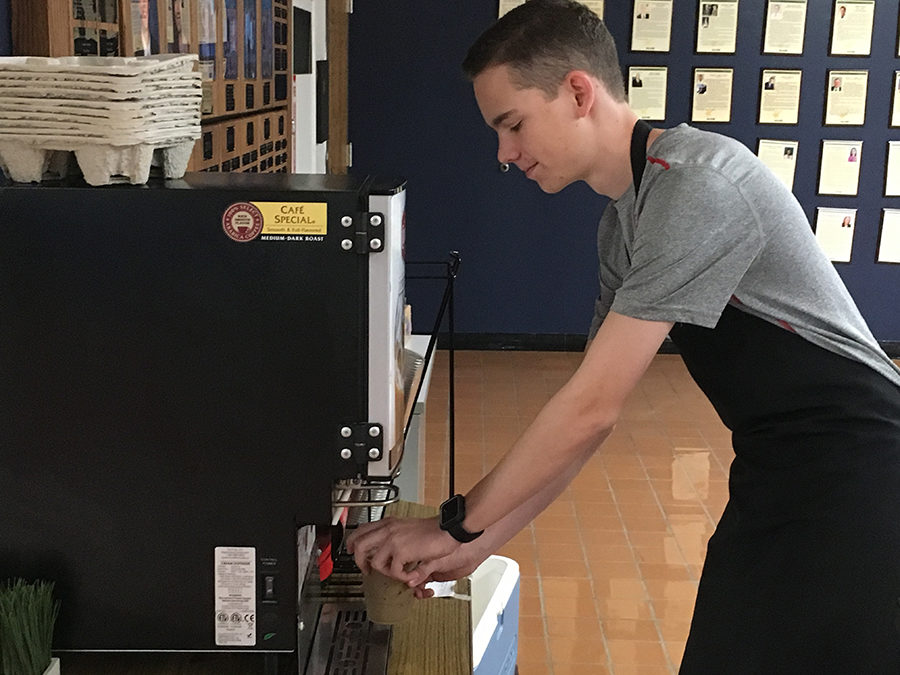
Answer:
338, 212, 385, 254
337, 423, 383, 465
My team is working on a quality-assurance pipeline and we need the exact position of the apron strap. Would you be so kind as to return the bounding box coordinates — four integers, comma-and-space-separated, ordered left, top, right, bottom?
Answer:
630, 118, 653, 195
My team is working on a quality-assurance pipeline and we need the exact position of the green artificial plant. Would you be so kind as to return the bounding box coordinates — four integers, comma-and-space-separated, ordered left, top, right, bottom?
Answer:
0, 579, 60, 675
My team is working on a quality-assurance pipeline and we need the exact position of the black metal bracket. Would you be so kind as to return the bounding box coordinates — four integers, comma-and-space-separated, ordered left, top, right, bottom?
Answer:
336, 422, 384, 465
339, 212, 385, 254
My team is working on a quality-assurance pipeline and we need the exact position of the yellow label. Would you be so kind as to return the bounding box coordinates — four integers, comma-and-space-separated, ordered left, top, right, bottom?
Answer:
253, 202, 328, 235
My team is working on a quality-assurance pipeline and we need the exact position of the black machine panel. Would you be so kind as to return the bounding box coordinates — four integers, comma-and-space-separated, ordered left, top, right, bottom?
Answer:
0, 173, 373, 651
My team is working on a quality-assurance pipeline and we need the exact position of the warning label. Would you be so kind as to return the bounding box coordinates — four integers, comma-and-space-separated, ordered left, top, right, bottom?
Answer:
214, 547, 256, 646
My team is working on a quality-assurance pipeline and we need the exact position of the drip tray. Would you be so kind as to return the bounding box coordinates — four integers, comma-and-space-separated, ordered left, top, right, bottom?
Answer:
305, 602, 391, 675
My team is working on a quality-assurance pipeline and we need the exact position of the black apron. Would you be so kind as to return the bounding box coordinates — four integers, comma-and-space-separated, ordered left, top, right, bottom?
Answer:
629, 122, 900, 673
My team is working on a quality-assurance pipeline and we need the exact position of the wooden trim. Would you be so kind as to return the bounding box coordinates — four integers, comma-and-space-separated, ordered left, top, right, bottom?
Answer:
326, 0, 348, 173
11, 0, 71, 56
189, 0, 199, 55
119, 0, 133, 55
156, 0, 167, 52
50, 1, 74, 56
285, 0, 293, 171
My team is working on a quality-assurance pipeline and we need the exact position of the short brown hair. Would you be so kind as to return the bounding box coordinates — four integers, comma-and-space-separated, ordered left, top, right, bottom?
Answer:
462, 0, 625, 101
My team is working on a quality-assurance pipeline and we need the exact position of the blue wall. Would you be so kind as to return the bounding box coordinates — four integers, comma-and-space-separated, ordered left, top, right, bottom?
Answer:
350, 2, 900, 341
0, 0, 11, 56
0, 3, 895, 338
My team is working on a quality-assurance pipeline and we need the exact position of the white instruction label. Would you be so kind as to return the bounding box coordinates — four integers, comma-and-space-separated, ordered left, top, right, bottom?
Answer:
214, 546, 257, 646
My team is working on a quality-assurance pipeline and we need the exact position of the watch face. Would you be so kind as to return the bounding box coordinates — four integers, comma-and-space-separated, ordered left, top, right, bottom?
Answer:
441, 495, 461, 523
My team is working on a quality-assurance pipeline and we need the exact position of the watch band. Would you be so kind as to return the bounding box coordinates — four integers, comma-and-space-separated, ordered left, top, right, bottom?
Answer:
443, 519, 484, 543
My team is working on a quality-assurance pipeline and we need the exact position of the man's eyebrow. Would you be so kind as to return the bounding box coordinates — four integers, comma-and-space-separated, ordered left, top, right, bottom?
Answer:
491, 110, 515, 128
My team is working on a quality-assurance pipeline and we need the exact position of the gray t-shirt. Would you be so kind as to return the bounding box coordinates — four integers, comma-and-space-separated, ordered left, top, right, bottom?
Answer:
590, 123, 900, 388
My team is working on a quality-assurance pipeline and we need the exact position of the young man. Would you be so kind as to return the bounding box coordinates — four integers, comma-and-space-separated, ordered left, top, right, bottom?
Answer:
347, 1, 900, 671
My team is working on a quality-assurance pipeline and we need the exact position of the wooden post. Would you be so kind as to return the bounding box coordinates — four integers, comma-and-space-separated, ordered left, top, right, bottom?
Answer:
326, 0, 348, 174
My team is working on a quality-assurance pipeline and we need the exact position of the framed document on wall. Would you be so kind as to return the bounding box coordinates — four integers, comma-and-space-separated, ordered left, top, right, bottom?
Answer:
830, 0, 874, 56
692, 68, 734, 122
697, 0, 739, 54
885, 142, 900, 196
758, 139, 799, 190
825, 70, 868, 125
632, 0, 673, 52
763, 0, 807, 54
498, 1, 522, 17
581, 1, 605, 17
891, 72, 900, 127
897, 9, 900, 57
878, 210, 900, 263
759, 69, 802, 124
814, 207, 857, 263
819, 140, 862, 195
628, 66, 668, 120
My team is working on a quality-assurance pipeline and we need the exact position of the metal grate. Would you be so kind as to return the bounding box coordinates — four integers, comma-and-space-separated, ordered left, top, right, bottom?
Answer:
305, 603, 390, 675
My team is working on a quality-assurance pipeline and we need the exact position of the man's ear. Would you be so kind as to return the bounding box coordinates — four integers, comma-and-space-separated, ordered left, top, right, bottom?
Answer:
564, 70, 597, 118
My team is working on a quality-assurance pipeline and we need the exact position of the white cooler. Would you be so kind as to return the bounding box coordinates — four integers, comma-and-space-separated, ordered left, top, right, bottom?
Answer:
470, 555, 520, 675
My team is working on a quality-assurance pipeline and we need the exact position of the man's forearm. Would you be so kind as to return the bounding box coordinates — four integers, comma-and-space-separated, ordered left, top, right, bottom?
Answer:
460, 375, 616, 535
467, 438, 606, 556
458, 314, 671, 536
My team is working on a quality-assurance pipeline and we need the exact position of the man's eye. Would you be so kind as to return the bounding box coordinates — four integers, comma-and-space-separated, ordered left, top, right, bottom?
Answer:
510, 121, 522, 132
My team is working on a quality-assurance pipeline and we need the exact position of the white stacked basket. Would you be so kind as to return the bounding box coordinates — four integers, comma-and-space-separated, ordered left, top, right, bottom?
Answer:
0, 54, 201, 186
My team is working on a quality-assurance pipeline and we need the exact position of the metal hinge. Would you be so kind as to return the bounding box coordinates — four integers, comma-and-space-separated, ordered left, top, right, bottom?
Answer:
337, 423, 383, 464
338, 212, 385, 254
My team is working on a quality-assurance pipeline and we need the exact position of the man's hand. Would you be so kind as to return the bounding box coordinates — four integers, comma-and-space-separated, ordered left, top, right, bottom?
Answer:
345, 515, 462, 584
411, 542, 492, 598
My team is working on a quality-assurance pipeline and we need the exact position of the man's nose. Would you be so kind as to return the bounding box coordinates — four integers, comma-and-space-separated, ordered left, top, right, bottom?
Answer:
497, 135, 519, 165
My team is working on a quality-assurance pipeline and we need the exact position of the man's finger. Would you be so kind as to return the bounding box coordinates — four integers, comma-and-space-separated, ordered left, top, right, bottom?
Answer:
346, 525, 388, 570
406, 562, 435, 588
389, 554, 408, 580
356, 551, 372, 575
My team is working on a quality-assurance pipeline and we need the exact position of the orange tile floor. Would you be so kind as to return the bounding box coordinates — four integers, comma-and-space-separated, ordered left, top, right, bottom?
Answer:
421, 350, 734, 675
